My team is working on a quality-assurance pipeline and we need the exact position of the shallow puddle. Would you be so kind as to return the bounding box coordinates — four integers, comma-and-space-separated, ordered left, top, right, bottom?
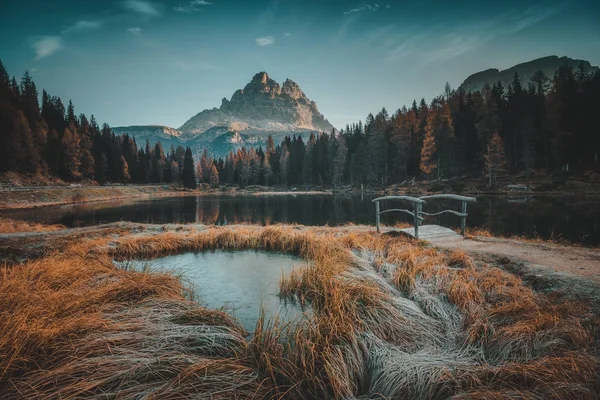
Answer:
118, 250, 307, 332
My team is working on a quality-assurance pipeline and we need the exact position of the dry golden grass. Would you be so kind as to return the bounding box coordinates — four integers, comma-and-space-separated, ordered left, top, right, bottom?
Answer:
1, 224, 598, 399
464, 227, 595, 247
0, 217, 65, 233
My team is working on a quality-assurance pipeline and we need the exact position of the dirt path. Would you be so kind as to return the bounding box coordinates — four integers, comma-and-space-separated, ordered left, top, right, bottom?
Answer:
432, 236, 600, 283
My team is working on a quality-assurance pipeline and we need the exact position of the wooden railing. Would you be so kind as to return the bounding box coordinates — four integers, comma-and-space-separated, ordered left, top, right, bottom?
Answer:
419, 195, 477, 236
372, 194, 477, 238
372, 196, 426, 237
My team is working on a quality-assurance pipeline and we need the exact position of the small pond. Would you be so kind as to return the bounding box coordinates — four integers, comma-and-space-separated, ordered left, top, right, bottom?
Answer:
119, 250, 307, 333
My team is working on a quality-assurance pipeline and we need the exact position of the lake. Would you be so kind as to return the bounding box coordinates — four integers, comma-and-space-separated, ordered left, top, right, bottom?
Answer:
3, 194, 600, 245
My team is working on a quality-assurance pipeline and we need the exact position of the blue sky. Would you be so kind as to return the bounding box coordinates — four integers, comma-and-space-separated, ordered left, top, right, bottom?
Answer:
1, 0, 599, 130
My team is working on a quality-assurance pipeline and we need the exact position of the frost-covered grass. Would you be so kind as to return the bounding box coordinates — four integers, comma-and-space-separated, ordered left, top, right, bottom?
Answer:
0, 225, 597, 399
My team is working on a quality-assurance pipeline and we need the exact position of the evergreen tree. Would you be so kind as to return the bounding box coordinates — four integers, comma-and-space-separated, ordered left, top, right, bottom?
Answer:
96, 153, 108, 184
120, 155, 131, 183
209, 164, 219, 187
485, 132, 507, 187
420, 123, 437, 180
262, 152, 273, 186
332, 134, 347, 188
196, 162, 203, 184
279, 144, 290, 186
60, 126, 81, 180
182, 147, 197, 189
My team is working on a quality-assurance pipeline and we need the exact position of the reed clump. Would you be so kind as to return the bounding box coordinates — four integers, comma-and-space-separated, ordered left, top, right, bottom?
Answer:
1, 224, 597, 399
0, 217, 65, 233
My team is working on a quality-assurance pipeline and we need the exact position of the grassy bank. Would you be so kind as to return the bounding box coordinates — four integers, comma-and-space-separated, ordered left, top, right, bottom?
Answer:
1, 225, 598, 398
0, 185, 182, 210
0, 218, 65, 233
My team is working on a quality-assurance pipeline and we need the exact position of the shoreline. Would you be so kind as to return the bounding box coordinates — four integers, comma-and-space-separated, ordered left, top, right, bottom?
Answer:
0, 185, 335, 211
2, 182, 600, 211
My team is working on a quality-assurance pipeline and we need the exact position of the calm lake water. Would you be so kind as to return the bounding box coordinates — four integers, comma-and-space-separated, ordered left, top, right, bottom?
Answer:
4, 194, 600, 245
118, 250, 307, 333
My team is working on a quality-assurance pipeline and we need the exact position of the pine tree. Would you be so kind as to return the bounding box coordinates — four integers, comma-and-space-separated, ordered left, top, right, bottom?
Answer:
152, 142, 166, 182
96, 153, 108, 184
436, 101, 455, 179
209, 164, 219, 187
120, 155, 131, 182
200, 149, 212, 183
332, 134, 347, 188
67, 100, 76, 125
13, 110, 36, 173
303, 133, 316, 188
262, 152, 273, 186
170, 161, 179, 184
485, 132, 507, 187
60, 126, 81, 180
196, 162, 203, 184
279, 144, 290, 186
182, 147, 197, 189
420, 122, 437, 179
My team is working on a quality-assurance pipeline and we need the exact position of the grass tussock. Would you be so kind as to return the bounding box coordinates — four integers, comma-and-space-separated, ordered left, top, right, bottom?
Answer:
464, 226, 595, 247
1, 224, 597, 399
0, 217, 65, 233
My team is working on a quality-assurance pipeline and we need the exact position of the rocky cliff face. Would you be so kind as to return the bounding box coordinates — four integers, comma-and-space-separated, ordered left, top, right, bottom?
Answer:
460, 56, 599, 93
178, 72, 333, 134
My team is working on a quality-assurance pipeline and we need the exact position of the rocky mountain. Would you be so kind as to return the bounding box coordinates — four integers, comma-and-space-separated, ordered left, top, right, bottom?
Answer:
180, 72, 333, 134
113, 72, 334, 158
460, 56, 598, 93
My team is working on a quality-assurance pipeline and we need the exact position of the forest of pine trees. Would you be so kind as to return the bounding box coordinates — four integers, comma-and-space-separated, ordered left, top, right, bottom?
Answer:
210, 63, 599, 188
0, 60, 198, 188
2, 59, 599, 190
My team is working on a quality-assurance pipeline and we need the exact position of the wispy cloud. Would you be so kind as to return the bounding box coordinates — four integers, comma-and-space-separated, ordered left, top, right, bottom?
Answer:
32, 19, 102, 60
385, 4, 561, 66
343, 3, 381, 15
127, 27, 142, 35
284, 32, 291, 37
62, 20, 103, 35
122, 0, 161, 17
255, 36, 275, 46
174, 0, 212, 12
32, 36, 63, 60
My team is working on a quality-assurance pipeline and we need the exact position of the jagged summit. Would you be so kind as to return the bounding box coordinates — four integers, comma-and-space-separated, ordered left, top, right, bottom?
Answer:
178, 72, 334, 134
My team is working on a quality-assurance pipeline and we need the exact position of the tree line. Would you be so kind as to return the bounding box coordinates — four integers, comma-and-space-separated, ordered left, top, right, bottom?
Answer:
210, 63, 600, 188
2, 59, 599, 189
0, 60, 198, 188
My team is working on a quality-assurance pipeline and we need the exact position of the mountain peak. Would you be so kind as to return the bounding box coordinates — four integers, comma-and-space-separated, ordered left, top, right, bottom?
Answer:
178, 72, 333, 135
460, 55, 599, 93
242, 71, 281, 97
251, 71, 270, 84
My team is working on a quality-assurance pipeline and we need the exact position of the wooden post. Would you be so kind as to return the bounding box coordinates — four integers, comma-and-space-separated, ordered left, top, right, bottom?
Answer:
413, 202, 420, 239
375, 200, 380, 233
460, 201, 467, 236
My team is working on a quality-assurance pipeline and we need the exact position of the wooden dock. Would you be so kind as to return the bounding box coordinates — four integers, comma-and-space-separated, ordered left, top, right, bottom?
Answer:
397, 225, 464, 242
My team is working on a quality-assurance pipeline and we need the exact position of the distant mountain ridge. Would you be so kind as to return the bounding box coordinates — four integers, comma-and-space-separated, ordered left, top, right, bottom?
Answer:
113, 72, 334, 158
460, 56, 599, 93
113, 57, 599, 158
